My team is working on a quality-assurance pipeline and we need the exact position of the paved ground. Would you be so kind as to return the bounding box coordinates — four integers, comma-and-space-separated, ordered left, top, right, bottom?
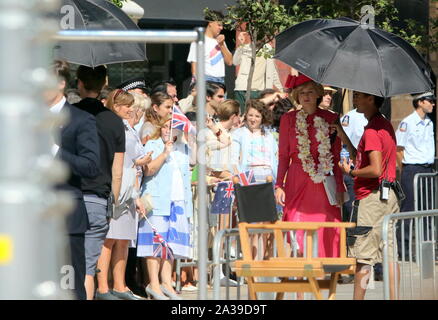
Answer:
178, 280, 385, 300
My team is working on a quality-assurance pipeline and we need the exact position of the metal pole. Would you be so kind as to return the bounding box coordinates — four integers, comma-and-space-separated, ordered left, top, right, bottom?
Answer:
213, 229, 226, 300
0, 0, 73, 299
382, 214, 391, 300
55, 30, 198, 43
194, 27, 207, 300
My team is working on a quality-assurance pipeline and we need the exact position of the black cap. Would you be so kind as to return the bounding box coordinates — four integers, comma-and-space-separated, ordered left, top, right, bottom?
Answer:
117, 77, 149, 93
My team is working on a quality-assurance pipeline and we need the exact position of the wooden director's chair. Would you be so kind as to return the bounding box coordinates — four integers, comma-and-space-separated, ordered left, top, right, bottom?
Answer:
231, 177, 356, 300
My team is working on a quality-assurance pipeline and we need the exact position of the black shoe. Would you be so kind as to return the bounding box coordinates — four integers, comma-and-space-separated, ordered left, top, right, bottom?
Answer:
337, 275, 354, 284
374, 263, 383, 281
129, 285, 149, 299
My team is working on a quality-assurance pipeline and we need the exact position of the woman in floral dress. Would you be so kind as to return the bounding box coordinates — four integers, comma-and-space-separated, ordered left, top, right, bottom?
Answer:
275, 75, 345, 257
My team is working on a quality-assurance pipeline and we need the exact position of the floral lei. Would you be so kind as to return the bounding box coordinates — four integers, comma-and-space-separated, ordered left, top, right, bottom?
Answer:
295, 110, 334, 183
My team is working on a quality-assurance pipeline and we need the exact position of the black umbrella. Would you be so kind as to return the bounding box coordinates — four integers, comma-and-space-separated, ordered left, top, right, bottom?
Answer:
52, 0, 146, 67
275, 18, 434, 97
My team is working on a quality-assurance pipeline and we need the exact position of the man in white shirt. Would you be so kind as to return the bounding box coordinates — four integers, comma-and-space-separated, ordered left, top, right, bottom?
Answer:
233, 32, 283, 113
338, 105, 368, 284
187, 10, 233, 85
341, 108, 369, 150
340, 107, 369, 218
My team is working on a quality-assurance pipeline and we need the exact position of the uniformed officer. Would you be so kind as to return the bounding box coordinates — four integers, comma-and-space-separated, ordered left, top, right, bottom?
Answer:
396, 91, 436, 258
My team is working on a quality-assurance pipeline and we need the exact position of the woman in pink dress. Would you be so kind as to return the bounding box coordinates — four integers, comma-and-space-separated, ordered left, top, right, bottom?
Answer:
274, 75, 345, 257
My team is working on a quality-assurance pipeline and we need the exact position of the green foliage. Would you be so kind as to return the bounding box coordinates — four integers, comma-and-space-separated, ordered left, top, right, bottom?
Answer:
290, 0, 434, 53
108, 0, 127, 8
205, 0, 294, 102
205, 0, 294, 55
430, 0, 438, 52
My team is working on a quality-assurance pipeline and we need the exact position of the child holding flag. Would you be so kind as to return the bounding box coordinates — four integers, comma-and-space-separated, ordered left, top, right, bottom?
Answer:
137, 118, 193, 300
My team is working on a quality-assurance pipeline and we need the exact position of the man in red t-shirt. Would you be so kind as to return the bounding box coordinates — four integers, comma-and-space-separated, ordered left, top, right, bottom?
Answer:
338, 91, 399, 300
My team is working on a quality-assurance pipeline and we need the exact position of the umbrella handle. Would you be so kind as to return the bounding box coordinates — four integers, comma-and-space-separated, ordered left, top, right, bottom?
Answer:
341, 89, 347, 110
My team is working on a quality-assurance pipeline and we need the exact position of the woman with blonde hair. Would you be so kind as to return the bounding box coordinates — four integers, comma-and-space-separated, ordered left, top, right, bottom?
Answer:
130, 92, 152, 133
95, 89, 152, 300
275, 74, 345, 258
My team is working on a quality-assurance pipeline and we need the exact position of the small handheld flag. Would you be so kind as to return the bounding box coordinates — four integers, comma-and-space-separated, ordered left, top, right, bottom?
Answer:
144, 217, 174, 261
210, 181, 235, 215
171, 105, 196, 135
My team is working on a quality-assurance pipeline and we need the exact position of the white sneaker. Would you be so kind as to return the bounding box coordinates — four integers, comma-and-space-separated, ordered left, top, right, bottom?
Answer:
181, 284, 198, 292
219, 277, 238, 287
229, 247, 237, 259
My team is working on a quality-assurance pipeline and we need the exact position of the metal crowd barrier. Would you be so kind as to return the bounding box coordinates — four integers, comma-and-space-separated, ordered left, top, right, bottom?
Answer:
174, 182, 244, 294
212, 228, 242, 300
414, 172, 438, 211
382, 172, 438, 299
382, 209, 438, 300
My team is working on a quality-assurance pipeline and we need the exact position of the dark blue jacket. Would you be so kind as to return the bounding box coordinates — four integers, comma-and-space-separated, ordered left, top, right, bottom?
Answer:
57, 102, 100, 234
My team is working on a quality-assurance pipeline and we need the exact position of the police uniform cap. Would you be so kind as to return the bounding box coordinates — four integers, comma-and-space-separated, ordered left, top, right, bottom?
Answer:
116, 77, 149, 93
412, 91, 436, 101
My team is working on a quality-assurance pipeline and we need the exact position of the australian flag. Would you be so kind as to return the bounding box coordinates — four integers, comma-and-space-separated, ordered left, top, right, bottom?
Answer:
171, 105, 196, 135
210, 181, 235, 214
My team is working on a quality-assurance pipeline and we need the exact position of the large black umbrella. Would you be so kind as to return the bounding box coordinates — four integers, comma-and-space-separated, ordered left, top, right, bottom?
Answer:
275, 18, 434, 97
52, 0, 146, 67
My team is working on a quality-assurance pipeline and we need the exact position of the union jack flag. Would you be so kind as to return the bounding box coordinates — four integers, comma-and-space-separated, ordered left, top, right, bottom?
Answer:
238, 170, 256, 186
225, 182, 234, 198
152, 228, 174, 261
171, 105, 196, 134
144, 216, 174, 261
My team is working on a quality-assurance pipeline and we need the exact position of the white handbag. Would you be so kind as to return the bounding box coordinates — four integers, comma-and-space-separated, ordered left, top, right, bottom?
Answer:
323, 175, 349, 206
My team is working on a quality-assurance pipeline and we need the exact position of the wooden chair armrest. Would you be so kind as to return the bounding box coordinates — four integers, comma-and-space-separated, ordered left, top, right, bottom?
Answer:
241, 221, 356, 231
242, 222, 320, 231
